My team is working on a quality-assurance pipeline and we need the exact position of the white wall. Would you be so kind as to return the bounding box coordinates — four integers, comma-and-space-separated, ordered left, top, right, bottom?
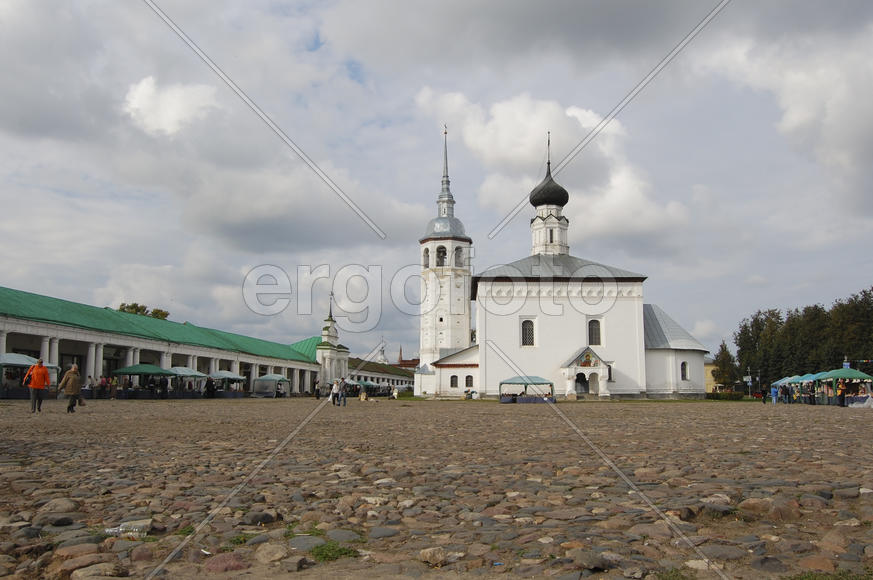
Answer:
476, 280, 646, 397
644, 349, 706, 397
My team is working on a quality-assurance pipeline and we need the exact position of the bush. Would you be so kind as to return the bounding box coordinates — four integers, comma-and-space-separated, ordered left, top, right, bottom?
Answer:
705, 392, 745, 400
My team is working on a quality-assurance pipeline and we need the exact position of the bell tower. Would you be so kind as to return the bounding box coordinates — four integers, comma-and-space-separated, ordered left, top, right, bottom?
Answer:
416, 127, 472, 371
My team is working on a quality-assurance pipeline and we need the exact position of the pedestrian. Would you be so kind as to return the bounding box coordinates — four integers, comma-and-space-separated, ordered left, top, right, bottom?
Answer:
770, 383, 778, 405
109, 376, 118, 399
23, 358, 51, 413
331, 380, 340, 406
760, 387, 766, 404
339, 377, 347, 406
314, 380, 320, 400
837, 378, 847, 407
59, 364, 83, 413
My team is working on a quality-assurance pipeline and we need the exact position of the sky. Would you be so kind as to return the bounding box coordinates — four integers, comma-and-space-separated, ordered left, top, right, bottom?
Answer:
2, 0, 872, 361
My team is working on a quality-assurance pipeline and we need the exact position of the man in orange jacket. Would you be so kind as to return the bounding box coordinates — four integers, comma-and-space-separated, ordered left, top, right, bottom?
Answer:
24, 359, 51, 413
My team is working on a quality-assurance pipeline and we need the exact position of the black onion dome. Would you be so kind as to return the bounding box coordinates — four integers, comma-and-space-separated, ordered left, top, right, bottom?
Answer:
529, 161, 569, 207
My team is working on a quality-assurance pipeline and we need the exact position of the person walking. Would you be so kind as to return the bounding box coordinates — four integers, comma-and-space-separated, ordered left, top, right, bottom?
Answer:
770, 383, 778, 405
59, 364, 83, 413
24, 358, 51, 413
109, 376, 118, 399
339, 377, 347, 407
331, 380, 340, 406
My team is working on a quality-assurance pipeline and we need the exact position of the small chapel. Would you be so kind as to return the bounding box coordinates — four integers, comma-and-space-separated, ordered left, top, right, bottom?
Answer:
413, 133, 707, 399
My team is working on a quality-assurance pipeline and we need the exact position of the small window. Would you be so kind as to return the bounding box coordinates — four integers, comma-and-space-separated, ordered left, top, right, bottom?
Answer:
465, 375, 473, 388
422, 248, 429, 268
454, 247, 463, 267
680, 361, 688, 381
549, 229, 554, 244
588, 320, 601, 346
521, 319, 534, 346
450, 375, 458, 388
436, 246, 447, 266
607, 364, 613, 382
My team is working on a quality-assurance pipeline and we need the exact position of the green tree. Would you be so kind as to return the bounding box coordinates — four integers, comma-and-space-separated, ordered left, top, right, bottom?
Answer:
733, 309, 783, 385
711, 340, 738, 387
118, 303, 170, 320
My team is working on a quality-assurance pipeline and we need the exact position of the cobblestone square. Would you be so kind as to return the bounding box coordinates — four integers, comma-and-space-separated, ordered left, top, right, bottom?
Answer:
1, 398, 871, 578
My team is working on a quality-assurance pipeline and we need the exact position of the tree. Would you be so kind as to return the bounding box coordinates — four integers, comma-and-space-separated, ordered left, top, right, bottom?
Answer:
711, 340, 738, 388
118, 302, 170, 320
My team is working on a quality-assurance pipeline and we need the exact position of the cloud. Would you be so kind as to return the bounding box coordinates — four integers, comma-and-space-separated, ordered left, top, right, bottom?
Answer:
124, 76, 218, 136
416, 88, 688, 254
690, 26, 873, 215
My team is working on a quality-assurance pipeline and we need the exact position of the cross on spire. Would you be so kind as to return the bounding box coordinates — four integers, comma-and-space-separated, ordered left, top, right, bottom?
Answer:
547, 131, 551, 165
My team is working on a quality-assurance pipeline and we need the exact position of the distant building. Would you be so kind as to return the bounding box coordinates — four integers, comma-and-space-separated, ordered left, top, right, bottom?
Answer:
394, 345, 420, 370
0, 285, 344, 394
704, 355, 717, 393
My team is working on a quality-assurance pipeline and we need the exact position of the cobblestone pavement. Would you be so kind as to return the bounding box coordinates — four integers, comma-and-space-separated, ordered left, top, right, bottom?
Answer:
0, 397, 871, 579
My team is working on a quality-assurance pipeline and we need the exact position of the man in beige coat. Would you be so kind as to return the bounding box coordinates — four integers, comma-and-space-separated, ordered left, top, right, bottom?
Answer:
59, 364, 82, 413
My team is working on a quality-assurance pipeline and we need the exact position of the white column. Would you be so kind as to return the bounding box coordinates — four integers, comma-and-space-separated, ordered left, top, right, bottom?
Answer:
248, 363, 257, 391
132, 348, 140, 386
231, 360, 240, 375
209, 358, 218, 375
187, 354, 196, 369
160, 351, 171, 369
125, 347, 134, 367
40, 336, 50, 362
0, 330, 7, 354
292, 367, 299, 394
94, 343, 104, 378
86, 343, 96, 381
303, 370, 311, 393
49, 337, 59, 367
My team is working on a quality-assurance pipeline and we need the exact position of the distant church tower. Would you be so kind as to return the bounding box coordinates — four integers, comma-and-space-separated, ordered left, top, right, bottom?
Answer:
418, 128, 472, 369
530, 134, 570, 255
315, 293, 349, 383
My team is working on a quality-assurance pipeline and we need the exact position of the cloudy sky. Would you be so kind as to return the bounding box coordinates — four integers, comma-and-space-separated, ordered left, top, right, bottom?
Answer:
2, 0, 872, 359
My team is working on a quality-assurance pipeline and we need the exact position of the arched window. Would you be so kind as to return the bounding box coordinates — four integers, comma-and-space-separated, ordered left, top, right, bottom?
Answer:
436, 246, 447, 266
465, 375, 473, 388
521, 319, 534, 346
588, 319, 601, 346
454, 247, 463, 267
422, 248, 429, 268
680, 361, 688, 381
450, 375, 458, 388
607, 364, 613, 382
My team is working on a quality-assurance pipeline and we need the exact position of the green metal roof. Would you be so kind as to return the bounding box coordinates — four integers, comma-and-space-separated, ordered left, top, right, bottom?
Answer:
348, 357, 414, 378
289, 336, 320, 360
0, 286, 315, 364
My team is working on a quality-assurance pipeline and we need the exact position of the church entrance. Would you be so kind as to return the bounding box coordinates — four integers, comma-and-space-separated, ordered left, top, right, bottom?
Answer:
575, 373, 589, 395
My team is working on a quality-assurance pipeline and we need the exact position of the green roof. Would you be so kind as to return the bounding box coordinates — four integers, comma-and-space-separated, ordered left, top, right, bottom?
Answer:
0, 286, 316, 364
289, 336, 320, 360
348, 357, 414, 379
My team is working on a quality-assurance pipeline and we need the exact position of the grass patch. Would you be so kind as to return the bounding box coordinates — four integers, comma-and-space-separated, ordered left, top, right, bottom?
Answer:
175, 525, 195, 536
142, 535, 160, 543
310, 540, 359, 562
283, 522, 299, 538
228, 533, 256, 545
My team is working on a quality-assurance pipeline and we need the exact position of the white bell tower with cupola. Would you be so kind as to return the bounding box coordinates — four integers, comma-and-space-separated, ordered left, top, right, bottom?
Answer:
416, 128, 472, 377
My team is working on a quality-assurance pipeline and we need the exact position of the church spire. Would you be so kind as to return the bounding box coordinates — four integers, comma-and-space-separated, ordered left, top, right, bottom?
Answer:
437, 125, 455, 218
442, 124, 450, 194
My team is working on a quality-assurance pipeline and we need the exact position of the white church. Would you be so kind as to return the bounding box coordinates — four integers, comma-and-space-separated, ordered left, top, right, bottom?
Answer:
413, 135, 707, 399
